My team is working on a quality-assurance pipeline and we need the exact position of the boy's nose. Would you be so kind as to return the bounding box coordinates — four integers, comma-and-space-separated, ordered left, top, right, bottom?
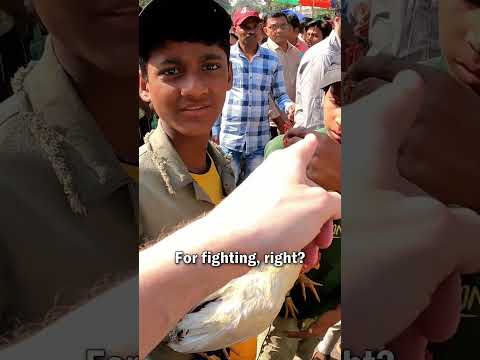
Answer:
180, 75, 208, 97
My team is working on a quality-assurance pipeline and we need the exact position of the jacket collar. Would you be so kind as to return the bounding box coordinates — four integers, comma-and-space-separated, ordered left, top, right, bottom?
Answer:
145, 124, 235, 204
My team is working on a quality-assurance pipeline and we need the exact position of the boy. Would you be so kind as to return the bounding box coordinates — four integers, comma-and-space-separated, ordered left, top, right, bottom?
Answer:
138, 0, 255, 359
259, 64, 342, 360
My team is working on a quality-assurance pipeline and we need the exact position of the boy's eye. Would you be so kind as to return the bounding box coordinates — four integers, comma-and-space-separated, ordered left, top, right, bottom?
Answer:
203, 63, 221, 71
161, 68, 180, 76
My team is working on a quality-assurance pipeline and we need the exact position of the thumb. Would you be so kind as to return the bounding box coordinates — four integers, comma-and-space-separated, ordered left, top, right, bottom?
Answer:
282, 133, 319, 181
344, 70, 425, 190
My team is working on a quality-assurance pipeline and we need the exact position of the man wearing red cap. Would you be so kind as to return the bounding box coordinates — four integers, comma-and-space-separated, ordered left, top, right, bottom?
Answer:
212, 8, 295, 185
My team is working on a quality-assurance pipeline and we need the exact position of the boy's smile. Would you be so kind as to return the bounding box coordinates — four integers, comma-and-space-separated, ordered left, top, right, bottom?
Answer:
140, 41, 232, 137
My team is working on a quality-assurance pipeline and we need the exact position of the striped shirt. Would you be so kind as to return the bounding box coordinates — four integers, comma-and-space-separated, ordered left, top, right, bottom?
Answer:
213, 43, 294, 154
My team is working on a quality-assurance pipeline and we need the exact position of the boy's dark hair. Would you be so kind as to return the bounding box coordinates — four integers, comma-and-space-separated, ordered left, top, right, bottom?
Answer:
305, 19, 332, 39
139, 0, 232, 79
304, 20, 321, 32
263, 11, 288, 24
320, 19, 333, 38
324, 81, 342, 106
286, 14, 301, 30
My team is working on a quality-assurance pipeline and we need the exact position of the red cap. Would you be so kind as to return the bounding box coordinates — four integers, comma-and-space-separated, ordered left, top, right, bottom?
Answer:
232, 7, 260, 27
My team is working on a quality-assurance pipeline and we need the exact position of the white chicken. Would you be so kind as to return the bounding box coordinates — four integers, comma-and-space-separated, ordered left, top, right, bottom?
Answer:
166, 221, 333, 355
167, 262, 302, 353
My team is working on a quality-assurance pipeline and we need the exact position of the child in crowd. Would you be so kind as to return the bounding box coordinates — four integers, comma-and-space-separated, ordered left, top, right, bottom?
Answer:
138, 0, 256, 359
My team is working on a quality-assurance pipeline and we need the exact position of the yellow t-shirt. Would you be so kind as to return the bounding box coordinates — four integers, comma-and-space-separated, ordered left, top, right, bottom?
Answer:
190, 154, 257, 360
190, 154, 224, 205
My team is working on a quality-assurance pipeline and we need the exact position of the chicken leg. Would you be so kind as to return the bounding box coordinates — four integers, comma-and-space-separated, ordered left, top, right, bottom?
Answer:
283, 273, 323, 319
284, 291, 299, 320
298, 273, 322, 302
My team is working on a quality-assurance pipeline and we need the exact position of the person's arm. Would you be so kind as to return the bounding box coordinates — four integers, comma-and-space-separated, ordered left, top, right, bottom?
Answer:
140, 135, 341, 358
271, 62, 294, 115
268, 94, 287, 132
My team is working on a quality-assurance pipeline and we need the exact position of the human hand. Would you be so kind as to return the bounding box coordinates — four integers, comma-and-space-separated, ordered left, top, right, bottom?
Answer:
207, 134, 341, 259
287, 104, 296, 123
271, 116, 290, 134
348, 55, 480, 212
284, 127, 341, 192
341, 70, 480, 358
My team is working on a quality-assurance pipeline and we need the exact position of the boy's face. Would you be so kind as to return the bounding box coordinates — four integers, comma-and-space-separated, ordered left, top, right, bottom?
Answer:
439, 0, 480, 94
305, 26, 323, 47
33, 0, 137, 77
323, 82, 342, 144
139, 41, 232, 137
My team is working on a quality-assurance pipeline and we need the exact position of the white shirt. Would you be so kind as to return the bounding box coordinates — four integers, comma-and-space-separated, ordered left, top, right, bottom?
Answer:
294, 30, 341, 129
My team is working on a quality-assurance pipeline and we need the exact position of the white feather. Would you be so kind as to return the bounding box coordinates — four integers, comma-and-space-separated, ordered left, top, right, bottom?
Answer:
168, 263, 301, 353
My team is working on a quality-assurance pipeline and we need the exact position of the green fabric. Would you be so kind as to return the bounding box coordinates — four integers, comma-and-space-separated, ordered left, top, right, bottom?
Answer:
151, 113, 158, 130
423, 56, 480, 359
264, 128, 328, 158
29, 24, 47, 61
264, 128, 341, 320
